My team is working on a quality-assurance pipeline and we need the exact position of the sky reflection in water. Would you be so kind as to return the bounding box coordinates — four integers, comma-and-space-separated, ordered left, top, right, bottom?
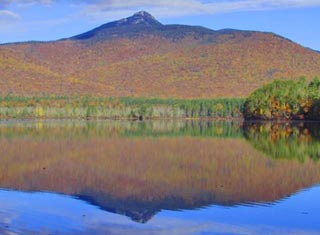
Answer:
1, 186, 320, 235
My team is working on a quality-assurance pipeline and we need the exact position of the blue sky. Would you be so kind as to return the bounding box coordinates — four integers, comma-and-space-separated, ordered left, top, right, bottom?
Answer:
0, 0, 319, 50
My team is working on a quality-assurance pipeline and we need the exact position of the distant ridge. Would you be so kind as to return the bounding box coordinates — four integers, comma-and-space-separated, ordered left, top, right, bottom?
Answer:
70, 11, 258, 43
0, 11, 320, 98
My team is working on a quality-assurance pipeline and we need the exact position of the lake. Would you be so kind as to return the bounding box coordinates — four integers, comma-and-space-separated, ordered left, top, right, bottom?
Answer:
0, 120, 320, 235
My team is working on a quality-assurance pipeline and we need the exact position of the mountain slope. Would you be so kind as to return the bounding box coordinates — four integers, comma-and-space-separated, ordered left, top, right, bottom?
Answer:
1, 11, 320, 98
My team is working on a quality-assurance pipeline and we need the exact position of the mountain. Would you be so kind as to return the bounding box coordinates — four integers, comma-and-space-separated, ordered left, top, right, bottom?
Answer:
71, 11, 230, 43
1, 11, 320, 98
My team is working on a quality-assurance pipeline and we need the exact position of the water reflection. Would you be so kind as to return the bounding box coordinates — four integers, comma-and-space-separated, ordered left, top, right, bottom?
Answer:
244, 122, 320, 161
0, 120, 243, 139
0, 120, 320, 234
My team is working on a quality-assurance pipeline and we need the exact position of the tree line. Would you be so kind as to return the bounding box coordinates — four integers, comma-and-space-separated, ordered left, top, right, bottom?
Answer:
1, 77, 320, 120
0, 96, 244, 120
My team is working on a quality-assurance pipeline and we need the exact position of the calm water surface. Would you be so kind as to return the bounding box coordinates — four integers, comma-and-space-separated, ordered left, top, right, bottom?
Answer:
0, 120, 320, 235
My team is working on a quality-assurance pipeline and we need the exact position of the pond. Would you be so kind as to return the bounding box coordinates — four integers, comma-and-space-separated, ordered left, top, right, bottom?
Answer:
0, 120, 319, 235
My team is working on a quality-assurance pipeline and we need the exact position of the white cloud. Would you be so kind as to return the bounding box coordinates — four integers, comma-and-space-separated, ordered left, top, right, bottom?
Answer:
2, 1, 320, 17
0, 10, 20, 22
72, 0, 320, 19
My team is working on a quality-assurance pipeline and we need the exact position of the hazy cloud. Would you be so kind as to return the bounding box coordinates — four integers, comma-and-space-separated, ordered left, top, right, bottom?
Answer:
2, 1, 320, 17
73, 0, 320, 18
0, 9, 20, 21
0, 0, 52, 9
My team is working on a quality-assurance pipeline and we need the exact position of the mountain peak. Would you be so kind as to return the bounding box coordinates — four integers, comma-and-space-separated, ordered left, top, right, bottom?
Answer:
118, 11, 162, 26
71, 11, 162, 41
133, 11, 154, 18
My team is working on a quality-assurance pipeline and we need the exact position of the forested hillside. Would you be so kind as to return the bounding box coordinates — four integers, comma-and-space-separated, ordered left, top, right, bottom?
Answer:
1, 11, 320, 98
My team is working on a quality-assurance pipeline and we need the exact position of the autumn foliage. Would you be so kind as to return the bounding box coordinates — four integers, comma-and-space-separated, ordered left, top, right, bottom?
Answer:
0, 96, 244, 119
244, 77, 320, 120
1, 25, 320, 98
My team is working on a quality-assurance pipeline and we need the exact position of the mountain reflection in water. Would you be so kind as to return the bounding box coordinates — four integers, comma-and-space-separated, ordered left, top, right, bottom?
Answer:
244, 122, 320, 161
0, 120, 320, 235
